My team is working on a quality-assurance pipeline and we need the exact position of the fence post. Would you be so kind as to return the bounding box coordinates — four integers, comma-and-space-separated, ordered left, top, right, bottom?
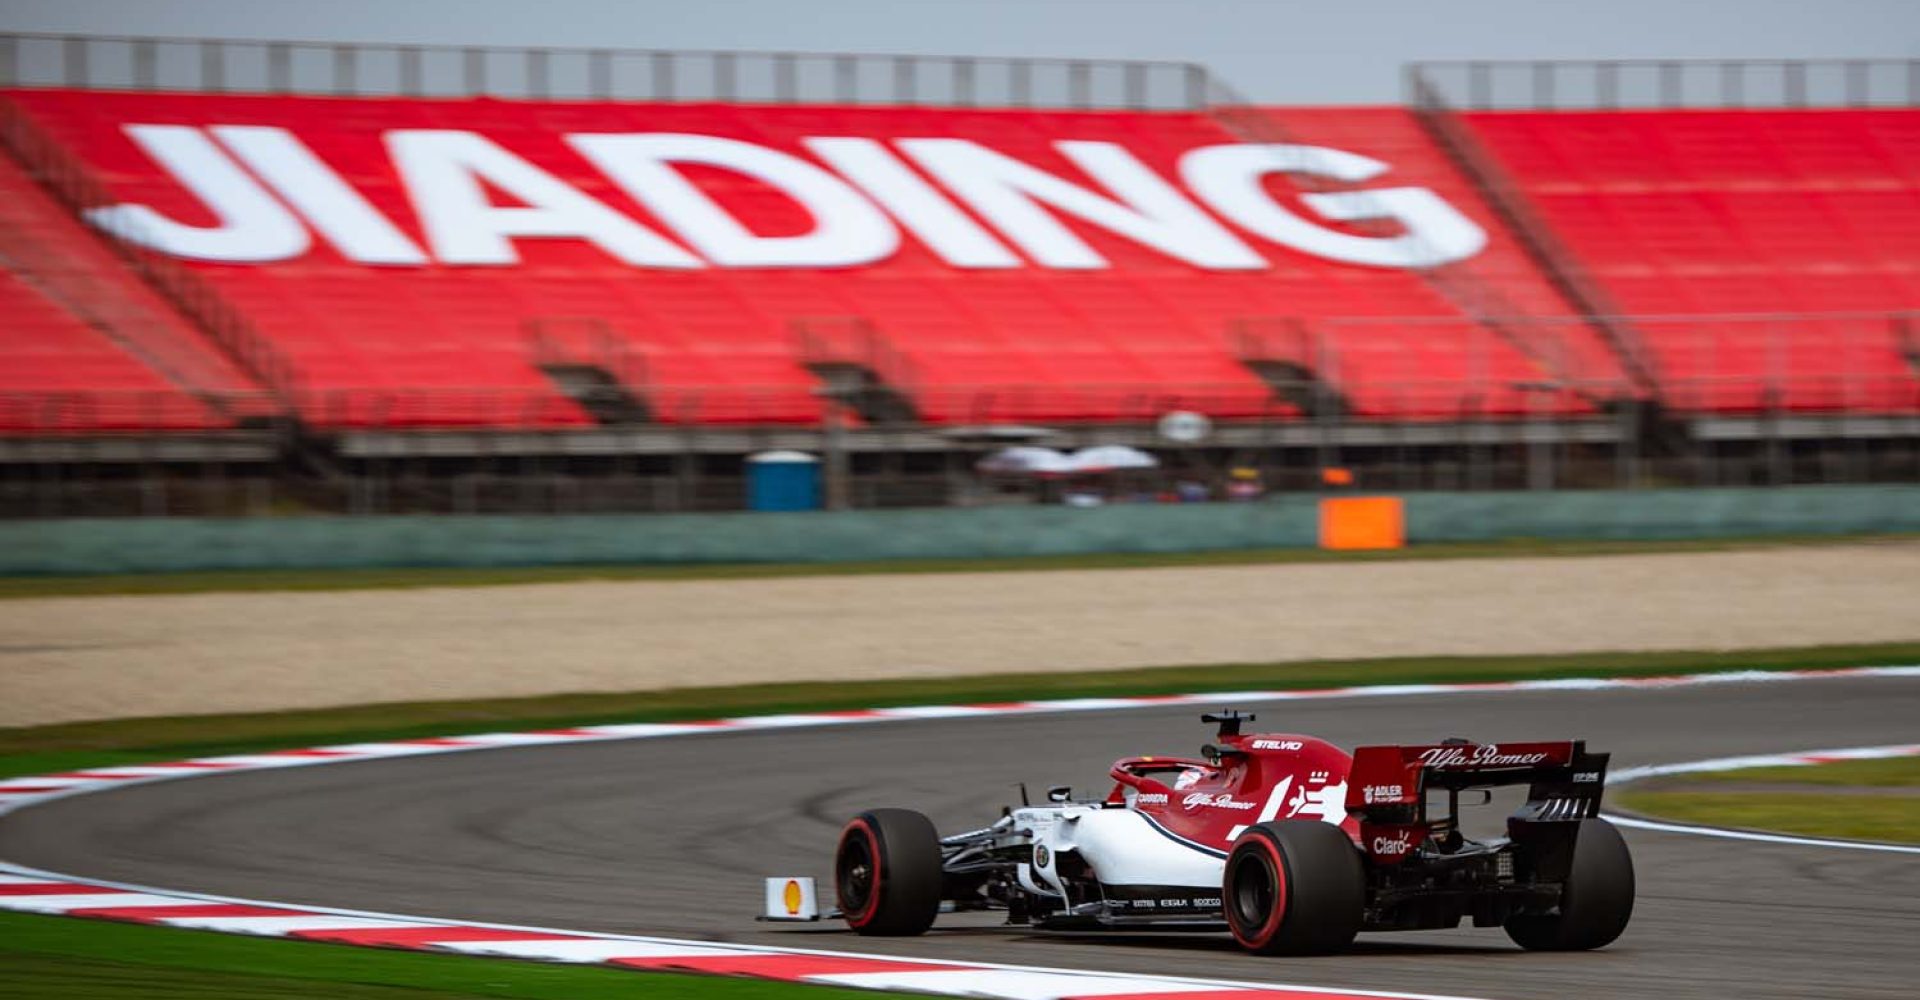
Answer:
400, 46, 422, 95
1069, 60, 1090, 108
62, 36, 87, 87
588, 49, 611, 99
893, 55, 915, 105
775, 51, 797, 102
652, 52, 674, 101
463, 47, 483, 94
133, 39, 156, 89
834, 54, 856, 103
267, 42, 291, 93
527, 48, 549, 100
333, 44, 357, 96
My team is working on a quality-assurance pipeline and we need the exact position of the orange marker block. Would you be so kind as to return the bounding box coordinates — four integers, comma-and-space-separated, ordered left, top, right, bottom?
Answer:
1318, 496, 1406, 551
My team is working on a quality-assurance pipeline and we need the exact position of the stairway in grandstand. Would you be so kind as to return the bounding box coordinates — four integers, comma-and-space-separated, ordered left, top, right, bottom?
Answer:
1203, 89, 1638, 410
1454, 107, 1920, 414
0, 144, 271, 432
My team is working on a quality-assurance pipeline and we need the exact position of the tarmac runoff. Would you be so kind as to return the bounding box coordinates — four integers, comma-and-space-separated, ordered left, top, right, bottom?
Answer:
1603, 743, 1920, 854
2, 665, 1917, 1000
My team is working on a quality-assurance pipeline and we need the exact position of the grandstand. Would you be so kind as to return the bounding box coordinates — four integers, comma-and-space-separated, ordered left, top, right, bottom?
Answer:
0, 35, 1915, 514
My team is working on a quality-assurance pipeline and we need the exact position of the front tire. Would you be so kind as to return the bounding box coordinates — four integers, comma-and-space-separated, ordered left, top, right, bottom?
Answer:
1506, 817, 1635, 951
835, 808, 942, 936
1223, 821, 1365, 955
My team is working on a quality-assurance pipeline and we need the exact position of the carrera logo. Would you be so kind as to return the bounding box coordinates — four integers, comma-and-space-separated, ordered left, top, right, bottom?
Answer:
1362, 784, 1404, 804
1417, 744, 1551, 769
81, 118, 1487, 272
1251, 739, 1304, 751
1182, 792, 1259, 811
1133, 792, 1170, 805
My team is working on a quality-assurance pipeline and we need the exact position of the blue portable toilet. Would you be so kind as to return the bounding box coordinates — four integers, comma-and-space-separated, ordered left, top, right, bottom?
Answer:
746, 450, 822, 511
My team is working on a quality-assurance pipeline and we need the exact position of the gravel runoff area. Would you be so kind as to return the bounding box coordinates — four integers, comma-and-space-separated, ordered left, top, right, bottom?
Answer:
3, 541, 1918, 727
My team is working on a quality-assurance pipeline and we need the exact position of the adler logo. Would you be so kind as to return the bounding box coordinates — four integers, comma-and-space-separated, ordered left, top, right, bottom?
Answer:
86, 119, 1488, 272
1362, 783, 1404, 804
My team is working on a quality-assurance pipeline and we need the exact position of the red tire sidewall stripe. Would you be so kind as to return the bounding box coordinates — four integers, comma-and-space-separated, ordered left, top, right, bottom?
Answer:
839, 817, 884, 928
1227, 832, 1289, 950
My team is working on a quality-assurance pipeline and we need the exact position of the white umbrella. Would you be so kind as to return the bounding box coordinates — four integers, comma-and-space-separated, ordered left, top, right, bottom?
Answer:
1067, 445, 1159, 473
976, 445, 1074, 476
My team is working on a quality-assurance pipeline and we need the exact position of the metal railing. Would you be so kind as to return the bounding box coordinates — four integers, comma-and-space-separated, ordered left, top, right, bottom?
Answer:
1200, 72, 1638, 404
4, 369, 1915, 518
0, 32, 1208, 110
2, 311, 1912, 431
1405, 68, 1660, 400
0, 93, 298, 404
1411, 58, 1920, 112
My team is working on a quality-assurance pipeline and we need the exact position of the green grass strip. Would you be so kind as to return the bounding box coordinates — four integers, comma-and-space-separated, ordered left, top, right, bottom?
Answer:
1616, 755, 1920, 845
4, 534, 1909, 600
5, 642, 1917, 781
1667, 755, 1920, 788
0, 910, 879, 1000
1615, 790, 1920, 845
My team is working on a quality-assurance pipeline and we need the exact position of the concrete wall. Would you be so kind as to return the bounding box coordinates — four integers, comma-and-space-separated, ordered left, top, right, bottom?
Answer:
3, 485, 1915, 575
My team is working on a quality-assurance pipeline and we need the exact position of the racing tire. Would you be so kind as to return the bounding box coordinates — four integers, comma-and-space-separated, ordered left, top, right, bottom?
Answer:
1505, 817, 1635, 951
835, 808, 943, 936
1223, 820, 1365, 956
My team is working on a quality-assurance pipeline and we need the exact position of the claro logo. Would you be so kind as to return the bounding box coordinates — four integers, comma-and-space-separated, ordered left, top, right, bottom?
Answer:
88, 125, 1487, 271
1371, 832, 1415, 857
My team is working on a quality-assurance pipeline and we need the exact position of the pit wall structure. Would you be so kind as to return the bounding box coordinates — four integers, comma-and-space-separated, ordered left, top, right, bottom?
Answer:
3, 485, 1917, 576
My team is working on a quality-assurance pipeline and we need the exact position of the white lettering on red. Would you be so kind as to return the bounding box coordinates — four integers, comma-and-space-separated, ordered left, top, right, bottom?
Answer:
386, 129, 700, 268
92, 124, 1490, 273
91, 124, 310, 262
1417, 744, 1551, 769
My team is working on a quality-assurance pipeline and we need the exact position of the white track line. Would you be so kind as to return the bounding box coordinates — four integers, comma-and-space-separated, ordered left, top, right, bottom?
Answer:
2, 664, 1916, 1000
1604, 743, 1920, 855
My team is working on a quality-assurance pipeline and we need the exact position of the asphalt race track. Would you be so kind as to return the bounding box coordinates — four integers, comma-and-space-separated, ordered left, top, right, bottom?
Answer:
3, 675, 1917, 1000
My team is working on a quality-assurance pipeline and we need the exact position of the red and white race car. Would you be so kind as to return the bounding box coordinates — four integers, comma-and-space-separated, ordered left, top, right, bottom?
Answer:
807, 711, 1633, 955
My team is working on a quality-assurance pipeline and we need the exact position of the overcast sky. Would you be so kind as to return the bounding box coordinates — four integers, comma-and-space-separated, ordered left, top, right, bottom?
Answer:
1, 0, 1913, 103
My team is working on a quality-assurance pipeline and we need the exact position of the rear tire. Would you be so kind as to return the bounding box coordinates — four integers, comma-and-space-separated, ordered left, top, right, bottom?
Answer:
1506, 818, 1635, 951
1223, 821, 1365, 955
835, 808, 943, 936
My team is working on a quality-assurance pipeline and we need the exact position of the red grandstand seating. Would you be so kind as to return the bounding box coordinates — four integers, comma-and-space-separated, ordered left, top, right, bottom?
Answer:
0, 268, 223, 431
0, 151, 259, 431
4, 89, 1611, 428
1460, 109, 1920, 412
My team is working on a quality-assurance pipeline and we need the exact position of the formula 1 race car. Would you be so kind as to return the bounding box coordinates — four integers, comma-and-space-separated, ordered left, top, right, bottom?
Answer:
819, 712, 1632, 955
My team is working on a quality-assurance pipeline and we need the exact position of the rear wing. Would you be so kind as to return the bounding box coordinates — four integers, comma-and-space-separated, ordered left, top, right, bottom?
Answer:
1344, 740, 1610, 862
